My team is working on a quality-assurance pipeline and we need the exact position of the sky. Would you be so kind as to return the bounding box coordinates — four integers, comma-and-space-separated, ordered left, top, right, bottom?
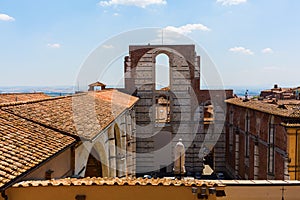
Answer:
0, 0, 299, 89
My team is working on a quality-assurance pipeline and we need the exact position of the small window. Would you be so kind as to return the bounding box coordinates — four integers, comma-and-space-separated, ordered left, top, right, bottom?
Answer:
155, 96, 170, 124
75, 195, 86, 200
45, 169, 54, 180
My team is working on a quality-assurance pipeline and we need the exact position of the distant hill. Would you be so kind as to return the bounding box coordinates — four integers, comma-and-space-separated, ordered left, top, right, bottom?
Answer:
0, 86, 75, 96
0, 85, 262, 97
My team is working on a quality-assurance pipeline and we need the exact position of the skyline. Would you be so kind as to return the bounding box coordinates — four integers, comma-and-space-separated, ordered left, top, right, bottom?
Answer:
0, 0, 299, 88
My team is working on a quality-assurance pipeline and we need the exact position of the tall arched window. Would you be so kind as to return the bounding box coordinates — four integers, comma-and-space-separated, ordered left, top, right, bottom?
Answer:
114, 124, 121, 177
245, 110, 250, 158
268, 116, 275, 175
229, 108, 234, 153
155, 54, 170, 90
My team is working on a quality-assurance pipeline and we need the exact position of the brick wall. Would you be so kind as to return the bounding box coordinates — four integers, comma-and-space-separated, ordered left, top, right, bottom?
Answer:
225, 103, 288, 180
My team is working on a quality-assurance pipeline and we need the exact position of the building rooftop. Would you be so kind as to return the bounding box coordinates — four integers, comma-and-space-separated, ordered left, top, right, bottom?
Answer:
0, 90, 138, 140
12, 177, 300, 188
260, 84, 300, 100
0, 93, 50, 104
0, 110, 76, 190
226, 97, 300, 118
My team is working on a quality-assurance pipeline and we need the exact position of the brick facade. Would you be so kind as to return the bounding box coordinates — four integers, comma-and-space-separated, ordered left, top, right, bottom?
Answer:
225, 100, 293, 180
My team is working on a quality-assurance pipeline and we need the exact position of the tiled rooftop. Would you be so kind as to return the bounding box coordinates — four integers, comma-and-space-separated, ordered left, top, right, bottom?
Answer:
12, 177, 222, 187
92, 89, 138, 109
0, 93, 50, 104
12, 177, 300, 188
1, 90, 138, 140
281, 123, 300, 128
226, 98, 300, 118
0, 110, 76, 190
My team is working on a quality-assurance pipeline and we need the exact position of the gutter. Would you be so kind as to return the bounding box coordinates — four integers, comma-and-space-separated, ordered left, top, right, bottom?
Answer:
1, 191, 8, 200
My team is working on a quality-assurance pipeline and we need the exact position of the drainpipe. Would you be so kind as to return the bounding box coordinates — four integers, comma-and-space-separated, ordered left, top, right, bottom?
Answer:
1, 190, 8, 200
296, 130, 299, 180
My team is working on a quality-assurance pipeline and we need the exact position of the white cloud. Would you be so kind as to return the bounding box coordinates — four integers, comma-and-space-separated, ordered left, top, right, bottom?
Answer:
0, 13, 15, 21
113, 12, 120, 16
164, 24, 211, 35
229, 46, 254, 55
261, 48, 274, 54
98, 0, 167, 8
102, 44, 114, 49
217, 0, 247, 6
47, 43, 61, 48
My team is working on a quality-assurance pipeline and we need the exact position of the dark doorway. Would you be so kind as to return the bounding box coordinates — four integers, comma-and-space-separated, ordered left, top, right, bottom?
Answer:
204, 150, 214, 169
85, 147, 102, 177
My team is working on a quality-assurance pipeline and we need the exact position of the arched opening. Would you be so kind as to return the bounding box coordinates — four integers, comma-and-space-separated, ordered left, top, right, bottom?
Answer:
114, 124, 122, 177
268, 115, 275, 175
155, 53, 170, 90
85, 147, 103, 177
204, 101, 214, 124
245, 110, 250, 159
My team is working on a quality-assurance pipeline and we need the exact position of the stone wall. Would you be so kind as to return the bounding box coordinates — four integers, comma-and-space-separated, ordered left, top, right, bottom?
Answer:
74, 108, 136, 178
125, 45, 205, 176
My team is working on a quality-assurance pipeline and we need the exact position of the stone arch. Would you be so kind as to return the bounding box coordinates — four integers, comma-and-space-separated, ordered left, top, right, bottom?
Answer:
85, 147, 102, 177
107, 124, 124, 177
84, 142, 109, 177
114, 123, 122, 149
147, 47, 191, 91
125, 45, 202, 175
114, 123, 122, 177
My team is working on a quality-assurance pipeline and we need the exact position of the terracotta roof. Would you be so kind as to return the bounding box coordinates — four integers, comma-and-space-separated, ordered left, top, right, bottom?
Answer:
91, 89, 138, 109
0, 93, 50, 104
12, 177, 223, 187
1, 90, 138, 140
281, 123, 300, 128
12, 177, 300, 188
160, 86, 170, 91
0, 110, 76, 190
226, 98, 300, 118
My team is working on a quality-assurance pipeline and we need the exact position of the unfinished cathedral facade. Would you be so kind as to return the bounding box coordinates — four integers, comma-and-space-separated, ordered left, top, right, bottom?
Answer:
124, 45, 229, 176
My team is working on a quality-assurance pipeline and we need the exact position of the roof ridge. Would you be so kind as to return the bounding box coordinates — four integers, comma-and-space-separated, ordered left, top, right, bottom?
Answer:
0, 93, 86, 108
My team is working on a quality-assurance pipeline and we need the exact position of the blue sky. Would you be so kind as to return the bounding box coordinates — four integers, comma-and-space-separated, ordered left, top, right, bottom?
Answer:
0, 0, 299, 89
